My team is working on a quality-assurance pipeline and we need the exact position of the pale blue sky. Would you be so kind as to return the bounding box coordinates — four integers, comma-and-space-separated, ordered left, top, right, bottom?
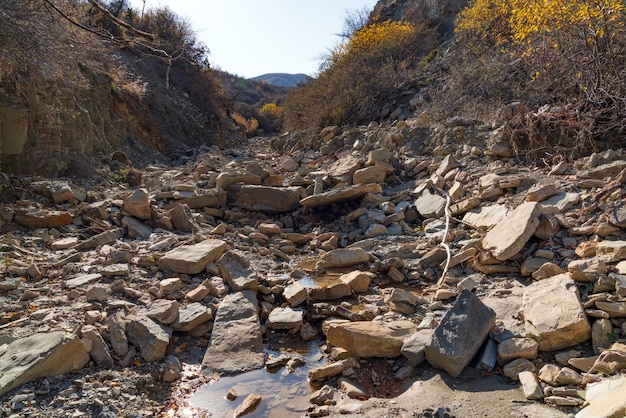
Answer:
128, 0, 379, 78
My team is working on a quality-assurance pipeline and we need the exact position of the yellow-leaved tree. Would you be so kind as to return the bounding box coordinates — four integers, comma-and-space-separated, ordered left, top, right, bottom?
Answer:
453, 0, 626, 157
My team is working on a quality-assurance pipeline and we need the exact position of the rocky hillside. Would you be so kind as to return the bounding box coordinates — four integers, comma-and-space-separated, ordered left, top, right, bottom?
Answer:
0, 111, 624, 417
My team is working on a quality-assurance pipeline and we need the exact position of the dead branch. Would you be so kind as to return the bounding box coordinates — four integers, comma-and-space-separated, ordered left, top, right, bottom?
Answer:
86, 0, 154, 41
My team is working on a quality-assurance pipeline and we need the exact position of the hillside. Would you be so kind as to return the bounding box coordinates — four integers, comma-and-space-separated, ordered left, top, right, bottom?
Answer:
249, 73, 313, 88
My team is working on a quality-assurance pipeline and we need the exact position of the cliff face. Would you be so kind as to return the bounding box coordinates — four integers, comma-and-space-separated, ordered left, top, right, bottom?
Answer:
0, 49, 241, 178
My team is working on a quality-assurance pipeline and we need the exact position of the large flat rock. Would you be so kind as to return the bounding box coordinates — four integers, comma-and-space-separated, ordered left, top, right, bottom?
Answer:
523, 274, 591, 351
300, 184, 382, 207
158, 239, 227, 274
201, 291, 264, 375
0, 331, 89, 396
425, 290, 496, 378
228, 184, 304, 212
482, 201, 540, 261
326, 320, 417, 358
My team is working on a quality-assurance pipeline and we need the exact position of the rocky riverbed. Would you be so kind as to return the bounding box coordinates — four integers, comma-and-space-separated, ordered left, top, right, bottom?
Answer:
0, 114, 625, 417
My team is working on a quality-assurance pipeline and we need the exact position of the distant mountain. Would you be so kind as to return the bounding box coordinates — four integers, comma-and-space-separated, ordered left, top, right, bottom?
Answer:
249, 73, 313, 88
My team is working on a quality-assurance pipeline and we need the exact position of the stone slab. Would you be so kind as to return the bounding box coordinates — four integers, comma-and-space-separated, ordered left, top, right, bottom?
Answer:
483, 202, 540, 261
158, 239, 227, 274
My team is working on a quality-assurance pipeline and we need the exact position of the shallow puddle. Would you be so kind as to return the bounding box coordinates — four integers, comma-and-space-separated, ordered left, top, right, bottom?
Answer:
189, 340, 326, 418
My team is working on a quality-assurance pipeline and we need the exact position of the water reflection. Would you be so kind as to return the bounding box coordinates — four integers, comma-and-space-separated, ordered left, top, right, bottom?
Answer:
190, 340, 325, 418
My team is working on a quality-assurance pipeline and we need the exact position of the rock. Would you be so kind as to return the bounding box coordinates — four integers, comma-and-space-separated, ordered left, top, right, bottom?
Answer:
578, 160, 626, 179
339, 270, 372, 293
538, 363, 560, 386
532, 262, 564, 280
327, 154, 361, 184
576, 377, 626, 418
526, 183, 559, 202
50, 237, 79, 250
162, 355, 182, 383
595, 300, 626, 317
539, 192, 580, 214
201, 291, 264, 375
217, 251, 259, 291
503, 358, 536, 381
353, 162, 389, 185
592, 318, 613, 354
215, 171, 261, 189
462, 204, 508, 228
126, 315, 171, 362
107, 312, 128, 357
596, 240, 626, 263
364, 223, 387, 238
265, 307, 304, 331
0, 332, 89, 396
158, 239, 227, 275
326, 320, 417, 358
74, 228, 123, 251
32, 180, 74, 203
146, 299, 180, 325
610, 201, 626, 227
497, 338, 539, 365
14, 210, 72, 229
522, 274, 591, 351
401, 329, 435, 366
518, 370, 543, 400
556, 367, 583, 385
414, 190, 446, 218
234, 393, 262, 418
228, 184, 304, 212
123, 188, 151, 220
308, 358, 359, 381
300, 183, 382, 207
567, 257, 607, 282
482, 202, 541, 261
317, 248, 370, 269
171, 302, 212, 332
283, 281, 308, 307
81, 325, 113, 367
425, 291, 496, 377
338, 377, 367, 399
165, 188, 227, 210
169, 203, 199, 232
308, 281, 352, 301
122, 216, 152, 238
101, 263, 130, 276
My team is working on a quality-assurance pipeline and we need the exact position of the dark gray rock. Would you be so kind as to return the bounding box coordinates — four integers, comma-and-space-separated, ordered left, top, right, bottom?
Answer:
425, 290, 496, 377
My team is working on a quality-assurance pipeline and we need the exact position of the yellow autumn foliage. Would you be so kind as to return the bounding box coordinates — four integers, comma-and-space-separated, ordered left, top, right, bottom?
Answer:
259, 102, 282, 120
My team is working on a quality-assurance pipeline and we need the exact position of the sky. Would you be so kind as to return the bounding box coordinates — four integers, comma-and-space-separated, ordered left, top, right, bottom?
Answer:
127, 0, 379, 79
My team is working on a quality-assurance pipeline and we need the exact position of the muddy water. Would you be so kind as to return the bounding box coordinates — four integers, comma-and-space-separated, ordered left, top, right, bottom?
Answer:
189, 340, 326, 417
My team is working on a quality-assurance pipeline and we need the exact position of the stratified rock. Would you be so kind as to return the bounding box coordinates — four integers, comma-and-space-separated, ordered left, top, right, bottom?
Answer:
401, 329, 435, 366
164, 188, 226, 210
518, 371, 544, 400
353, 163, 388, 185
317, 248, 370, 269
576, 377, 626, 418
414, 190, 446, 218
283, 281, 308, 307
126, 315, 171, 362
328, 154, 361, 184
497, 338, 539, 365
81, 325, 113, 367
592, 318, 613, 354
326, 319, 416, 358
107, 311, 128, 357
610, 201, 626, 227
158, 239, 227, 274
228, 184, 304, 212
171, 302, 212, 332
32, 180, 74, 203
567, 257, 607, 282
202, 291, 264, 375
309, 281, 352, 301
0, 332, 89, 396
234, 393, 263, 418
308, 358, 359, 381
522, 274, 591, 351
339, 270, 372, 293
462, 204, 508, 228
595, 300, 626, 317
503, 358, 536, 381
123, 188, 151, 220
265, 307, 304, 332
74, 228, 123, 251
14, 210, 72, 229
146, 299, 180, 325
482, 202, 540, 261
169, 203, 199, 232
215, 171, 261, 189
122, 216, 152, 239
596, 240, 626, 263
578, 160, 626, 179
217, 251, 259, 291
300, 183, 382, 207
425, 290, 496, 378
